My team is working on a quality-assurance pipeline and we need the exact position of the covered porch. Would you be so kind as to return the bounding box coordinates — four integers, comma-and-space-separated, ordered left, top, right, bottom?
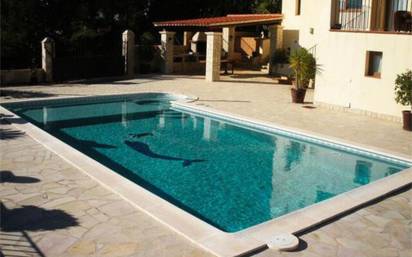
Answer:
153, 14, 284, 81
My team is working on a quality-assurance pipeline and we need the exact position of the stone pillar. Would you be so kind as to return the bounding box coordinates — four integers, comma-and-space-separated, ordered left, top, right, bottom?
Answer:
122, 30, 135, 76
183, 31, 193, 47
268, 25, 284, 54
41, 37, 55, 83
268, 25, 283, 74
205, 32, 222, 82
159, 31, 175, 74
222, 27, 235, 60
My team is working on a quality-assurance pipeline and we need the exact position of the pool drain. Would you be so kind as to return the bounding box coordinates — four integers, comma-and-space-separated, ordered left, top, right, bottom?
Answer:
267, 233, 299, 251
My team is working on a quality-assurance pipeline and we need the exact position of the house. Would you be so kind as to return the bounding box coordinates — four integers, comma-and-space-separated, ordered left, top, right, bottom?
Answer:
153, 14, 284, 80
281, 0, 412, 120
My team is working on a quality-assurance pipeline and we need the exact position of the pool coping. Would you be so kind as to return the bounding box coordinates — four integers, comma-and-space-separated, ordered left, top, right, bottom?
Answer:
0, 92, 411, 257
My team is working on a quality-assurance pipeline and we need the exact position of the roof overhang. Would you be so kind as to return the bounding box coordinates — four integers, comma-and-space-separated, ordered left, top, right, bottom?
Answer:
153, 14, 283, 30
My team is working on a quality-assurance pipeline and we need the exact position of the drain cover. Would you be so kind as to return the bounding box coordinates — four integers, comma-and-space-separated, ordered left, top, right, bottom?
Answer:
267, 233, 299, 251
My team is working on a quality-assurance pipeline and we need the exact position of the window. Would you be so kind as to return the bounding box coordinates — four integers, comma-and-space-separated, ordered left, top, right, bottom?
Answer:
345, 0, 362, 10
295, 0, 301, 15
365, 51, 383, 78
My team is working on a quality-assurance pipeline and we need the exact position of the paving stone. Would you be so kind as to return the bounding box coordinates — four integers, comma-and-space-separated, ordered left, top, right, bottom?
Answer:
36, 233, 78, 256
336, 246, 367, 257
97, 200, 136, 217
97, 242, 140, 257
67, 240, 96, 256
1, 79, 411, 257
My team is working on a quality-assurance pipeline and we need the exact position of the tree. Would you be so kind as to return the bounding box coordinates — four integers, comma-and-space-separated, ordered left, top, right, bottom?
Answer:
254, 0, 282, 14
1, 0, 282, 68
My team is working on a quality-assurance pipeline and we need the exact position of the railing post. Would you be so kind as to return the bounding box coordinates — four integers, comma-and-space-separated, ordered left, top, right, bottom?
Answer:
122, 30, 136, 76
41, 37, 54, 83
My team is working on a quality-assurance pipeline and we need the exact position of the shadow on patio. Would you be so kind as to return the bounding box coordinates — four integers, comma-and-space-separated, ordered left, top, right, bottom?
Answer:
0, 202, 79, 257
0, 128, 25, 141
0, 90, 57, 99
0, 170, 79, 257
47, 73, 205, 86
0, 171, 40, 184
0, 231, 45, 257
219, 69, 291, 86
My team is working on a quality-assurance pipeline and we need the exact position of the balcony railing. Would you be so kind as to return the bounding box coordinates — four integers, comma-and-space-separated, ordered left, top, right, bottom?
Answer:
331, 0, 412, 33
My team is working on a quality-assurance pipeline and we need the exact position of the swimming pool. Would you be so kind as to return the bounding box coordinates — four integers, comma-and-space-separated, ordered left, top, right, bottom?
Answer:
3, 93, 411, 234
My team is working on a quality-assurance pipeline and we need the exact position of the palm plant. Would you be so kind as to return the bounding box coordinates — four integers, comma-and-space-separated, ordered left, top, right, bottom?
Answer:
289, 48, 316, 89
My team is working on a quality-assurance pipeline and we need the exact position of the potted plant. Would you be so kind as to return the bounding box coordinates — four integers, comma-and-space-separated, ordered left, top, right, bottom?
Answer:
394, 70, 412, 131
288, 48, 316, 103
270, 49, 289, 75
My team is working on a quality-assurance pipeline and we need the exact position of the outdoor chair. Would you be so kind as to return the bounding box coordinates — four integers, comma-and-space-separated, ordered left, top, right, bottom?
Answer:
394, 11, 412, 32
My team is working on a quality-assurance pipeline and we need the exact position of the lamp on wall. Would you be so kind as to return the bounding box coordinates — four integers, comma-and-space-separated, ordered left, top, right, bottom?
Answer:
309, 28, 314, 34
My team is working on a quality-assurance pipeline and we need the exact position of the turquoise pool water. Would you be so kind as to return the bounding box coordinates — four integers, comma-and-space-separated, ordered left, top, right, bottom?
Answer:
4, 93, 410, 232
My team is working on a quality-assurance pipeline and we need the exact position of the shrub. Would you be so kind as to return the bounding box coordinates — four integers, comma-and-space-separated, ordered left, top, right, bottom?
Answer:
271, 49, 289, 65
394, 70, 412, 110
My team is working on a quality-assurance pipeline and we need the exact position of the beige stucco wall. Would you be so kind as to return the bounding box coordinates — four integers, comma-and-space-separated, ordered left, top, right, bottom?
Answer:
281, 0, 412, 118
282, 0, 332, 50
315, 32, 412, 118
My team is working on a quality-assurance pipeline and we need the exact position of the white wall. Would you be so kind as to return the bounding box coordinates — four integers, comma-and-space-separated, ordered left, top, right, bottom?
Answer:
282, 0, 332, 50
281, 0, 412, 118
315, 32, 412, 117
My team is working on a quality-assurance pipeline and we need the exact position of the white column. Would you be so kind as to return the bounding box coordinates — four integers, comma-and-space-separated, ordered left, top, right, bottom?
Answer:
159, 31, 175, 74
122, 30, 135, 76
183, 31, 193, 48
222, 27, 235, 59
41, 37, 55, 83
205, 32, 222, 82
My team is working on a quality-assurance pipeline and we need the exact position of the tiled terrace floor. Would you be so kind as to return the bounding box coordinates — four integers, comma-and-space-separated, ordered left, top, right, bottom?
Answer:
1, 75, 411, 257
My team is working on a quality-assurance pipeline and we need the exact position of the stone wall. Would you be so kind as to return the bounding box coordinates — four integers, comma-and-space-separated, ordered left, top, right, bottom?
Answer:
0, 69, 44, 85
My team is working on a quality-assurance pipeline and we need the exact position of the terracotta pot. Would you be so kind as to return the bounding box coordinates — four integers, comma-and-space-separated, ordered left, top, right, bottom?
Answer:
402, 110, 412, 131
291, 88, 307, 103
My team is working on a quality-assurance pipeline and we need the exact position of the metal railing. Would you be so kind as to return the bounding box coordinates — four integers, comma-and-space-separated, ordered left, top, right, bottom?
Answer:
331, 0, 412, 33
308, 44, 317, 58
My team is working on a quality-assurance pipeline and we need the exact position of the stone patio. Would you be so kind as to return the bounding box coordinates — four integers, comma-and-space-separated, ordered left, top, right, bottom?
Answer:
1, 75, 411, 257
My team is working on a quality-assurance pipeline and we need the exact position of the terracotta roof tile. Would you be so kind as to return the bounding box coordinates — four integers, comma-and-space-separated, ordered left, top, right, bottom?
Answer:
153, 14, 282, 28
